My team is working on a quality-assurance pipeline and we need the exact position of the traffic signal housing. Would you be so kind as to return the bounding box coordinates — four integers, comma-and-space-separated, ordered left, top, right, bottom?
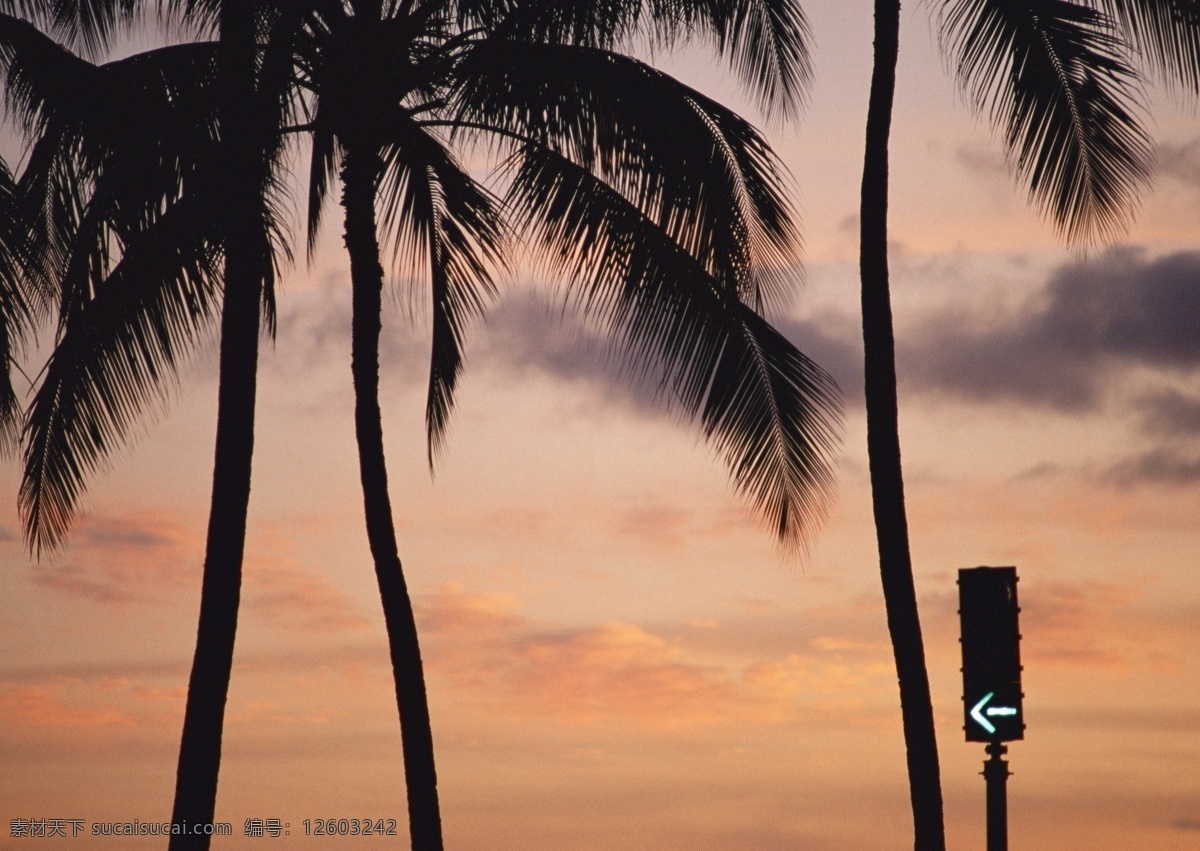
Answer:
959, 566, 1024, 743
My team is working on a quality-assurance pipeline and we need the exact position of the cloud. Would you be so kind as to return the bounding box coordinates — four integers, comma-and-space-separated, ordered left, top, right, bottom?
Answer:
268, 287, 430, 390
29, 565, 136, 605
264, 278, 855, 440
0, 675, 184, 733
1099, 448, 1200, 488
468, 292, 672, 417
616, 504, 696, 550
954, 140, 1008, 178
417, 584, 895, 731
1133, 388, 1200, 437
26, 513, 197, 606
903, 249, 1200, 410
0, 682, 133, 729
243, 564, 371, 632
776, 312, 863, 405
474, 290, 856, 417
1157, 137, 1200, 187
241, 528, 371, 633
1017, 579, 1184, 671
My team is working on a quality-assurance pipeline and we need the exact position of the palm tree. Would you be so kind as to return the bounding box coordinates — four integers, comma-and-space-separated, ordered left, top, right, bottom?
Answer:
167, 4, 297, 847
0, 5, 297, 849
858, 1, 1200, 847
290, 1, 835, 846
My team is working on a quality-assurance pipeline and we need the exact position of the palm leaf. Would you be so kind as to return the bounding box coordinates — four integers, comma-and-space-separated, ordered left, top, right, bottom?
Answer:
473, 0, 811, 118
0, 0, 137, 58
455, 39, 801, 310
940, 0, 1153, 241
508, 141, 840, 550
1099, 0, 1200, 92
21, 190, 222, 555
0, 158, 35, 458
377, 115, 505, 462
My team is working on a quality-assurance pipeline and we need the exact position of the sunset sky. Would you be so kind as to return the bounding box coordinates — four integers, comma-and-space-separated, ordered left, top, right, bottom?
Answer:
2, 2, 1199, 849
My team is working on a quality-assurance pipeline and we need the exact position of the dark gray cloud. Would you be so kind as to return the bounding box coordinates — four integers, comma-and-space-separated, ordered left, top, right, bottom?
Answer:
1134, 388, 1200, 437
471, 292, 860, 416
954, 140, 1008, 178
903, 249, 1200, 410
270, 287, 429, 380
1099, 448, 1200, 489
263, 285, 856, 435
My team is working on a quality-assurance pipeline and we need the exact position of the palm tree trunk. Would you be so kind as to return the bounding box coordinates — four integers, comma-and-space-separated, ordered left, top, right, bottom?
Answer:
168, 5, 262, 849
342, 144, 444, 851
860, 2, 946, 849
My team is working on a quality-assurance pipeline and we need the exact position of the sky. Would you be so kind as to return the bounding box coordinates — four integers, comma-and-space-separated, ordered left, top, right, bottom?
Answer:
3, 2, 1200, 849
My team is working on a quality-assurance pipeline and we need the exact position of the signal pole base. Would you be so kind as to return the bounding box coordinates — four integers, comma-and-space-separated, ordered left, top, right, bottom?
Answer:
983, 742, 1010, 851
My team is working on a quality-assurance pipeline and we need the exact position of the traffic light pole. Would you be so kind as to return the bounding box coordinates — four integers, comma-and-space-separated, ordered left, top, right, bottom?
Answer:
983, 742, 1010, 851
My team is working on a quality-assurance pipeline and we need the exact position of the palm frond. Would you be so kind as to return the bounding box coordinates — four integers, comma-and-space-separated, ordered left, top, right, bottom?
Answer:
20, 190, 222, 555
940, 0, 1153, 242
4, 21, 243, 554
0, 158, 35, 458
508, 141, 840, 550
1099, 0, 1200, 93
0, 0, 138, 59
455, 39, 801, 311
474, 0, 811, 119
652, 0, 813, 120
378, 116, 504, 462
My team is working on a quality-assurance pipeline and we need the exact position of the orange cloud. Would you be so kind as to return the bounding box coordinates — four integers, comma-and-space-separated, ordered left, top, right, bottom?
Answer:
615, 504, 694, 549
1021, 579, 1157, 670
26, 512, 199, 606
0, 682, 132, 729
243, 564, 371, 632
417, 583, 899, 731
240, 524, 371, 633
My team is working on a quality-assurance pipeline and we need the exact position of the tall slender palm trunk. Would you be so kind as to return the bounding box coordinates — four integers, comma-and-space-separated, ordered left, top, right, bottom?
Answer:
860, 2, 945, 849
342, 144, 444, 851
168, 6, 263, 849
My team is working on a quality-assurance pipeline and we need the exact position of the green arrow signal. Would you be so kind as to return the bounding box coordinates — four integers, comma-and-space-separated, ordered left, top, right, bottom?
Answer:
969, 692, 1018, 735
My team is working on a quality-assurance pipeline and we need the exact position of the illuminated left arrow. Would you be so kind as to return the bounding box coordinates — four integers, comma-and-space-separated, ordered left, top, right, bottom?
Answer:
970, 692, 997, 734
971, 692, 1018, 735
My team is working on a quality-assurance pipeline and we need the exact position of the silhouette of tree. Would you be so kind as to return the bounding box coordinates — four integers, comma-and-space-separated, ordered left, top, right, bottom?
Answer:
166, 4, 298, 848
858, 1, 1200, 847
290, 0, 836, 846
0, 6, 297, 849
4, 1, 838, 848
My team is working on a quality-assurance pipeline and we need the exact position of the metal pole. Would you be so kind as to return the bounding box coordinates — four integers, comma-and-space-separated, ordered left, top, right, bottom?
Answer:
983, 742, 1010, 851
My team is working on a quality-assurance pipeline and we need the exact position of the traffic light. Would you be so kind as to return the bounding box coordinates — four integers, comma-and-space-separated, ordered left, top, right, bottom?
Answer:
958, 566, 1024, 742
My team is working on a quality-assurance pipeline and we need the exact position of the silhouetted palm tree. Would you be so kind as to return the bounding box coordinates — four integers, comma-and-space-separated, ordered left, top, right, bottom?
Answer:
167, 4, 300, 848
291, 0, 835, 846
858, 1, 1200, 847
0, 6, 296, 850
